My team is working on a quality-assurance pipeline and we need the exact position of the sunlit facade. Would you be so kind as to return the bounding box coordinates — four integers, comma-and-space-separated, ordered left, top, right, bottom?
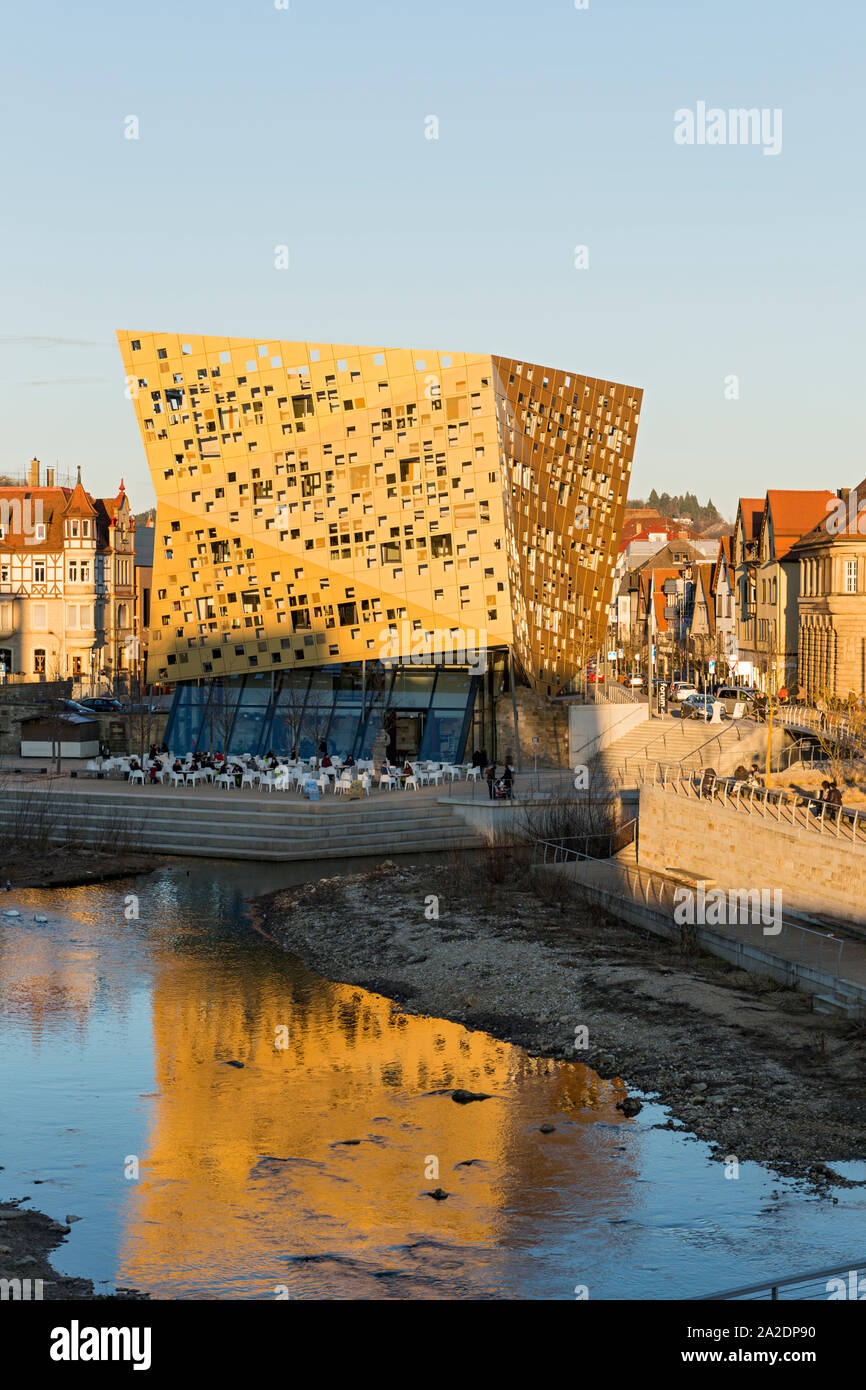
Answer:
119, 331, 641, 758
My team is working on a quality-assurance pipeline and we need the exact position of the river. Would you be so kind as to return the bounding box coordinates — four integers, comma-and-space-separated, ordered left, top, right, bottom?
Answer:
0, 859, 862, 1299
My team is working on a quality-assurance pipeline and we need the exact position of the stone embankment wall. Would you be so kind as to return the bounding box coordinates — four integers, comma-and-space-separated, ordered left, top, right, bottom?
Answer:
495, 685, 570, 769
0, 686, 166, 758
638, 784, 866, 927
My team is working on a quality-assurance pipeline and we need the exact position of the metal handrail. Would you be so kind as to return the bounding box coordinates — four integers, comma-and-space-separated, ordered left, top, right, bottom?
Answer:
624, 711, 758, 776
778, 703, 866, 754
680, 714, 760, 771
699, 1258, 866, 1301
533, 833, 846, 977
650, 764, 866, 847
770, 737, 824, 774
531, 818, 637, 865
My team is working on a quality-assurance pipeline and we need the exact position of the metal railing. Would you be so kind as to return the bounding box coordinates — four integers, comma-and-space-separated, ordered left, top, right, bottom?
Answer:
596, 685, 644, 706
778, 703, 866, 754
532, 836, 845, 978
624, 712, 759, 776
650, 763, 866, 847
699, 1259, 866, 1301
770, 736, 825, 774
531, 818, 637, 866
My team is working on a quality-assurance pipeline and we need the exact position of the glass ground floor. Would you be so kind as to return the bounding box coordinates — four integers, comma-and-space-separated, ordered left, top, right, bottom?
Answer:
163, 653, 513, 765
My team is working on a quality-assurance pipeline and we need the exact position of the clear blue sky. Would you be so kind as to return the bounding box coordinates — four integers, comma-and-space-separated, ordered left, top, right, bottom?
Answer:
1, 0, 863, 518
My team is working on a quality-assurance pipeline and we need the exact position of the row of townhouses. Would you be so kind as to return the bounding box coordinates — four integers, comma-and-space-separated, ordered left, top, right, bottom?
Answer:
611, 482, 866, 700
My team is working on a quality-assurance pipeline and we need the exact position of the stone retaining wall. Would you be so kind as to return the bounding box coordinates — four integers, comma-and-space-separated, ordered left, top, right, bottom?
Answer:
638, 783, 866, 927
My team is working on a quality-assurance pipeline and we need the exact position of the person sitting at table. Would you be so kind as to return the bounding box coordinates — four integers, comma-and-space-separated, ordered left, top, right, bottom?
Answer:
172, 758, 183, 774
402, 760, 413, 777
129, 756, 141, 772
343, 753, 355, 768
321, 753, 333, 769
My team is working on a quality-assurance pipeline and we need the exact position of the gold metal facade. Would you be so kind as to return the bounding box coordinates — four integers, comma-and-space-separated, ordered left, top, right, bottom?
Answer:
117, 332, 641, 691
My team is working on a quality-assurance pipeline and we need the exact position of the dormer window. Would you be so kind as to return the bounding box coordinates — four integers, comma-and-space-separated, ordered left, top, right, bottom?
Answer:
34, 524, 46, 542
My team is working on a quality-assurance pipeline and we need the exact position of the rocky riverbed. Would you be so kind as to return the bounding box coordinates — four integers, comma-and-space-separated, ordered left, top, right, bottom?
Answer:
0, 1197, 147, 1300
252, 854, 866, 1188
0, 846, 159, 890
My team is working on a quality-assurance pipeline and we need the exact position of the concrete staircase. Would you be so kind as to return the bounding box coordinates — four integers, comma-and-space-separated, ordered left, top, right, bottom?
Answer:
596, 714, 763, 787
0, 786, 486, 862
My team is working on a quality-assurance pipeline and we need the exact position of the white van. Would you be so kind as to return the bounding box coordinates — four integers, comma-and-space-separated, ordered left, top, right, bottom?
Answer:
716, 685, 759, 713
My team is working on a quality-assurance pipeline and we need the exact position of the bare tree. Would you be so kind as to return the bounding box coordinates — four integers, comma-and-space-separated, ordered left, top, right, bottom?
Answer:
210, 682, 241, 756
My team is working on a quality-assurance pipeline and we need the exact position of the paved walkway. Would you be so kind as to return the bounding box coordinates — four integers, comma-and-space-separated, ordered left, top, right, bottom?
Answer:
549, 854, 866, 996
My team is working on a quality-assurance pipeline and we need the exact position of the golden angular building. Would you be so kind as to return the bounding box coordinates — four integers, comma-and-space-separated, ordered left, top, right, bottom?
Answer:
118, 331, 641, 761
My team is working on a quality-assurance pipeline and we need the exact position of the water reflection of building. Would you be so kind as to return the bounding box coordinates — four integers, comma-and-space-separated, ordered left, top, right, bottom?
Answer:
114, 949, 628, 1297
0, 892, 104, 1040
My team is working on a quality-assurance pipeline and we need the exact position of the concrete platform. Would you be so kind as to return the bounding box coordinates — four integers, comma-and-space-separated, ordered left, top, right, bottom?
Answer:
0, 774, 491, 861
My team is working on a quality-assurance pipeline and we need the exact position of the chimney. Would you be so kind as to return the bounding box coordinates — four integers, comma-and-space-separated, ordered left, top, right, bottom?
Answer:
838, 487, 850, 500
28, 457, 40, 487
46, 466, 55, 487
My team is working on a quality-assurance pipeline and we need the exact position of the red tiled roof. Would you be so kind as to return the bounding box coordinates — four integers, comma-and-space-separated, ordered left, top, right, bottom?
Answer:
0, 482, 127, 551
765, 490, 837, 558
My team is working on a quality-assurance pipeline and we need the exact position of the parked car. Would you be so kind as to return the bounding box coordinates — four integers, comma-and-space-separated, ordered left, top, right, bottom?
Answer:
670, 681, 698, 702
715, 685, 760, 714
58, 698, 94, 717
78, 696, 125, 713
625, 673, 644, 687
682, 693, 725, 721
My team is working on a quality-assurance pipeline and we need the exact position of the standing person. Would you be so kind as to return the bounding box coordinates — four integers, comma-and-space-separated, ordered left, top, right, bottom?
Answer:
478, 746, 488, 771
502, 759, 514, 799
485, 760, 497, 800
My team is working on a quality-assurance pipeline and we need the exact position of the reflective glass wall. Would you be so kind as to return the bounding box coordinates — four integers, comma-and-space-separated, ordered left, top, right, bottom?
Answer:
163, 659, 488, 763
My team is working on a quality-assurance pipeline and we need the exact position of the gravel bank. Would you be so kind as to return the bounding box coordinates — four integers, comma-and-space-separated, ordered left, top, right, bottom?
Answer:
252, 855, 866, 1188
0, 1198, 147, 1300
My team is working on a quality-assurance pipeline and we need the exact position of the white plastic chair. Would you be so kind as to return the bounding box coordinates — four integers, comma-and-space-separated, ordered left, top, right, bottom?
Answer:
428, 769, 444, 786
216, 772, 234, 790
334, 773, 353, 796
128, 769, 145, 786
466, 766, 480, 782
169, 771, 185, 788
360, 772, 372, 797
240, 770, 258, 790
